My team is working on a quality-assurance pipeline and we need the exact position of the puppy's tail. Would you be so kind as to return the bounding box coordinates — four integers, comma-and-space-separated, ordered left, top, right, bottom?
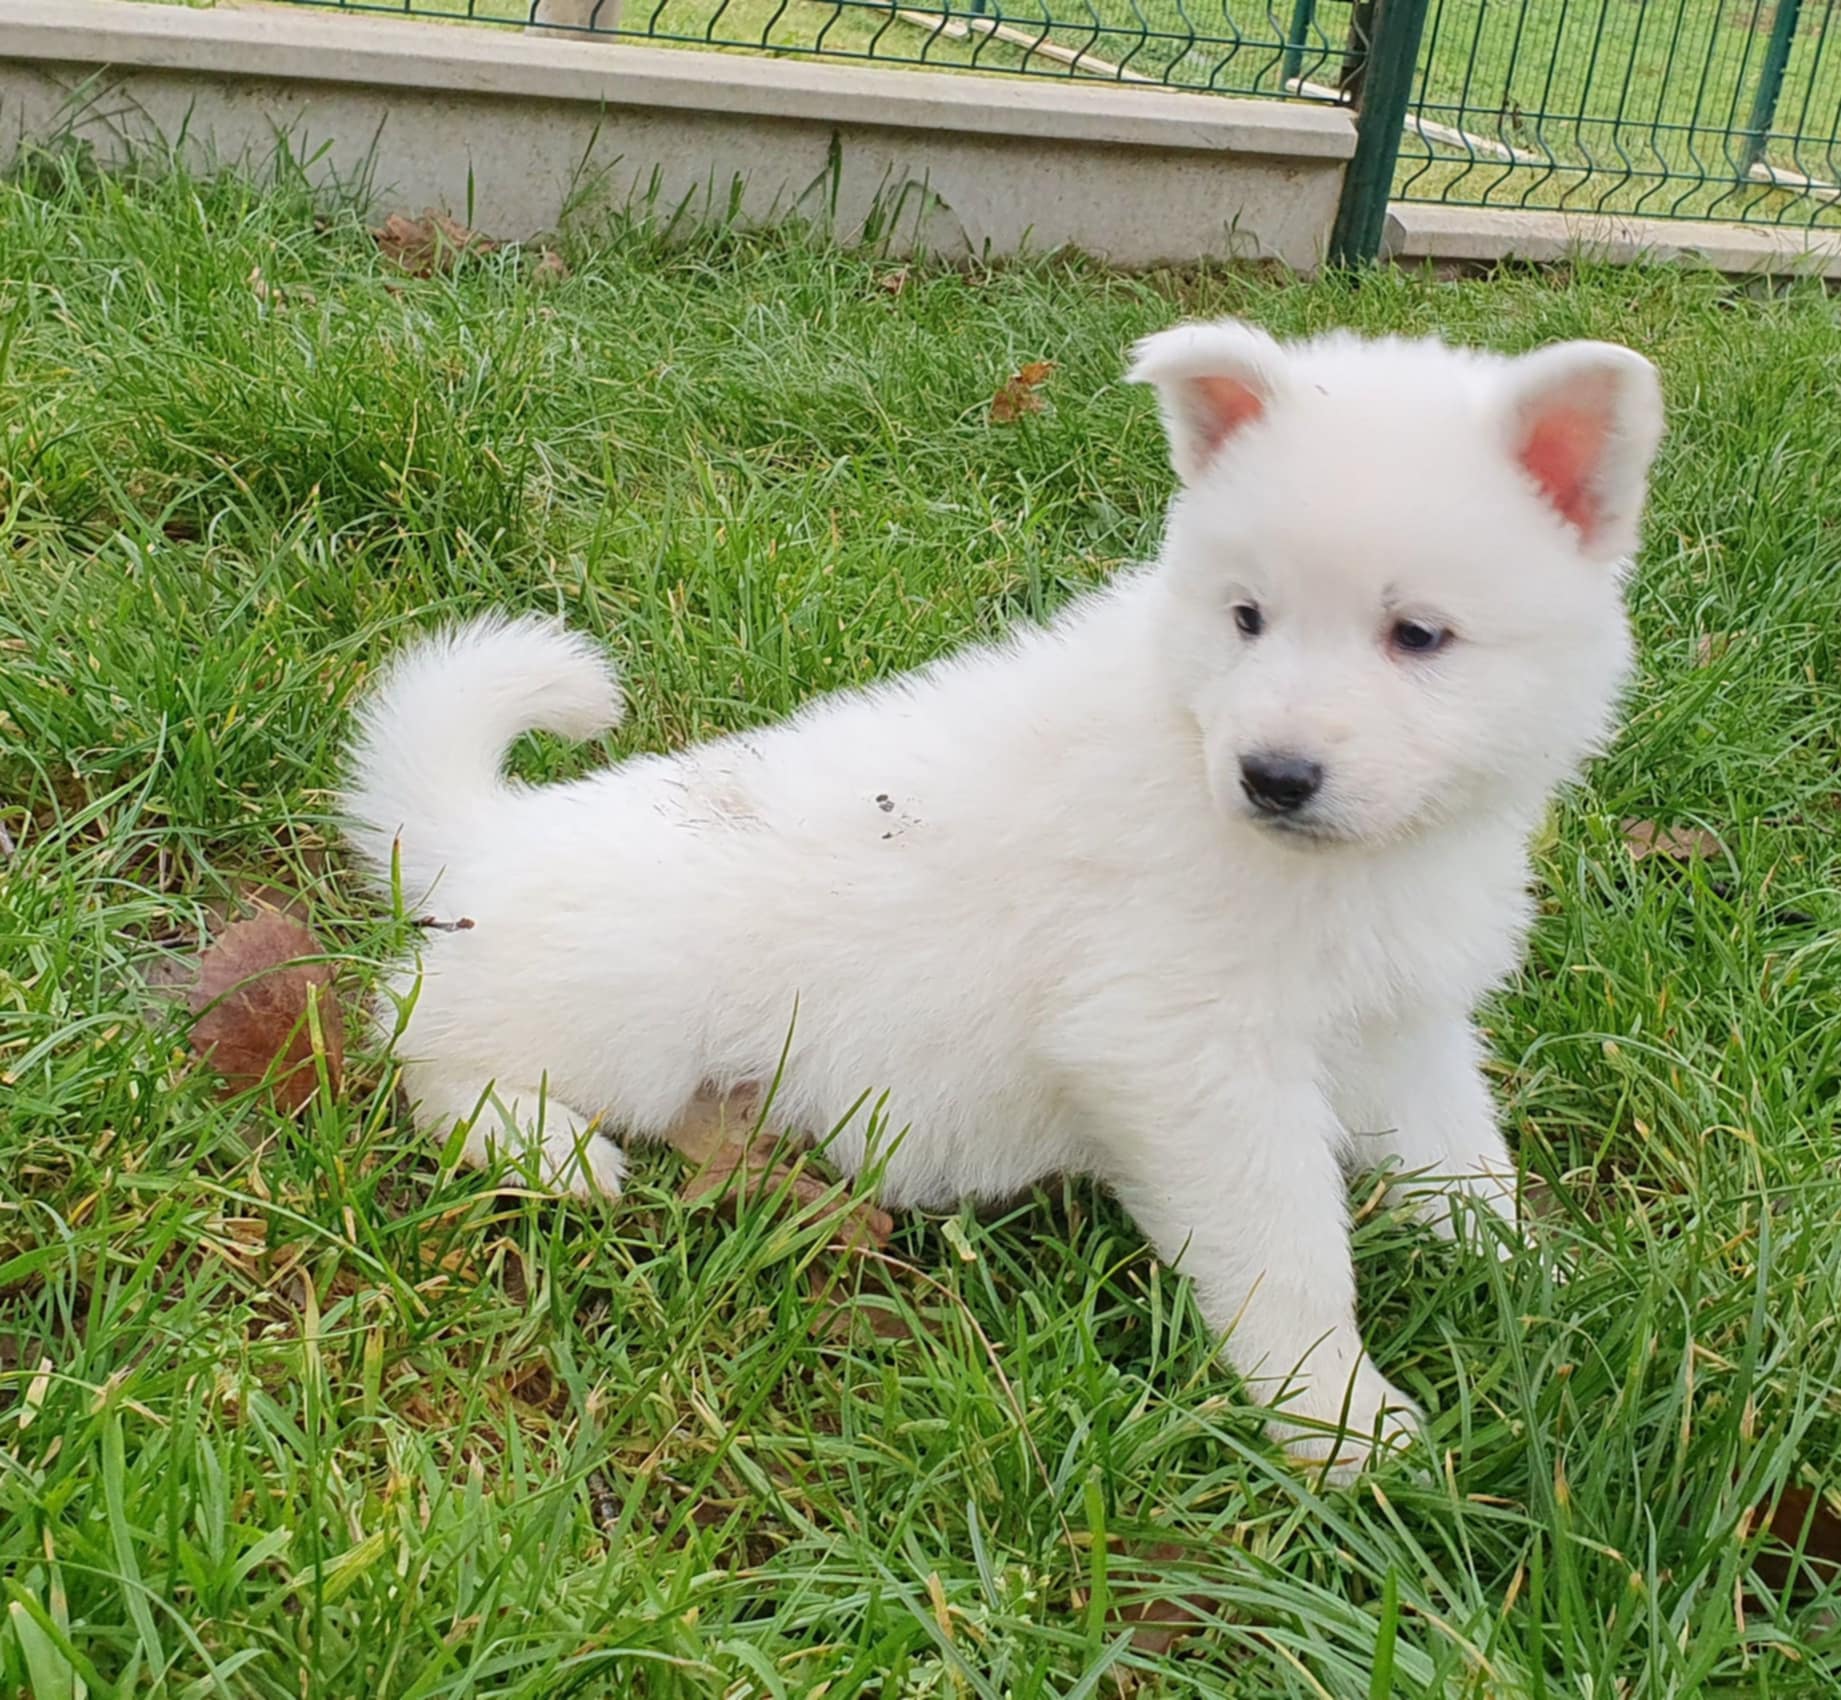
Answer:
343, 614, 624, 896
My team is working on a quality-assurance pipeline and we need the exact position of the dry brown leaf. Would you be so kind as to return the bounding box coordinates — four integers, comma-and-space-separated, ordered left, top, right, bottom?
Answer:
531, 249, 570, 287
187, 912, 344, 1113
647, 1089, 916, 1352
667, 1086, 892, 1251
662, 1081, 763, 1165
804, 1261, 931, 1344
1747, 1484, 1841, 1604
1622, 819, 1725, 862
142, 880, 312, 1010
1108, 1540, 1216, 1667
990, 360, 1056, 424
855, 1302, 924, 1341
877, 268, 910, 296
373, 209, 499, 278
1694, 632, 1733, 667
680, 1131, 893, 1252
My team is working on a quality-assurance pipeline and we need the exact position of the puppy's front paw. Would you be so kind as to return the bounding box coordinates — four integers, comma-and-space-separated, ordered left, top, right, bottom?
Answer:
536, 1115, 627, 1201
1402, 1168, 1525, 1261
1271, 1364, 1422, 1485
427, 1077, 627, 1203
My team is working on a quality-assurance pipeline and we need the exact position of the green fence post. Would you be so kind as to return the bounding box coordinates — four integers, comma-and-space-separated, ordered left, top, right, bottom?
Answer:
1281, 0, 1317, 88
1741, 0, 1805, 176
1327, 0, 1433, 266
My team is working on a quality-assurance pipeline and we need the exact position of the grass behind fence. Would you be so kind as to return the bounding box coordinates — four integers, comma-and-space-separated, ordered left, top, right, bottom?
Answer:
1401, 0, 1841, 225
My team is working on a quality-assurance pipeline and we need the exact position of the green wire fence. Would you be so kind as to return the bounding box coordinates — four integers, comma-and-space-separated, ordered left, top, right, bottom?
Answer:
1393, 0, 1841, 225
274, 0, 1841, 243
283, 0, 1341, 93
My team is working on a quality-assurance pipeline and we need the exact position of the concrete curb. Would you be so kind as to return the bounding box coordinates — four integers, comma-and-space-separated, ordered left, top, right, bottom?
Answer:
1384, 201, 1841, 281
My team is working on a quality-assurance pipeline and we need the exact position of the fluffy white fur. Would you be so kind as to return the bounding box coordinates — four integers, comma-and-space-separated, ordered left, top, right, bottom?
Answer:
344, 319, 1664, 1477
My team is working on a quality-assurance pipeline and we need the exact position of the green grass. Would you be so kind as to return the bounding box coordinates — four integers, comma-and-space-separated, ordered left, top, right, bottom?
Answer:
4, 150, 1841, 1699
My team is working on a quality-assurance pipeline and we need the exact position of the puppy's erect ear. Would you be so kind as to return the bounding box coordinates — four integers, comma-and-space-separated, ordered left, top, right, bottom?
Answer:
1500, 341, 1664, 564
1127, 319, 1287, 484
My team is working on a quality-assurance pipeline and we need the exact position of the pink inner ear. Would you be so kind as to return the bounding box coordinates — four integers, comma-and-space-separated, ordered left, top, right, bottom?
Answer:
1190, 374, 1267, 462
1519, 405, 1607, 538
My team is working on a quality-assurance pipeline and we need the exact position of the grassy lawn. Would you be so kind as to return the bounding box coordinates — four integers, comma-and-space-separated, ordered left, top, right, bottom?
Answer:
4, 152, 1841, 1697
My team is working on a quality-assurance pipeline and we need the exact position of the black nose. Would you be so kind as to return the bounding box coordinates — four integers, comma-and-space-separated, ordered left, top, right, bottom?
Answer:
1239, 753, 1324, 814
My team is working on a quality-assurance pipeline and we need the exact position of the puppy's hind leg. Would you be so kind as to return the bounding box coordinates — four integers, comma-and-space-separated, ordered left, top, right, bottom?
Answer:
403, 1061, 626, 1201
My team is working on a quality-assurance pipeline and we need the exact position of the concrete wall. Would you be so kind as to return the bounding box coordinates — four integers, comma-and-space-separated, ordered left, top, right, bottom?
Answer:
0, 0, 1357, 271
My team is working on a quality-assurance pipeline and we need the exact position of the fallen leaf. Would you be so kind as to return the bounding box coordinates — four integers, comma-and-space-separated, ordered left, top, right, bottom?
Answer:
1747, 1484, 1841, 1604
990, 360, 1055, 424
532, 248, 570, 286
140, 881, 312, 1006
373, 209, 498, 278
662, 1081, 761, 1166
1695, 632, 1733, 667
877, 268, 910, 296
502, 1357, 568, 1416
187, 912, 345, 1114
1109, 1540, 1216, 1665
1621, 818, 1725, 862
680, 1131, 893, 1252
804, 1263, 925, 1343
667, 1084, 892, 1251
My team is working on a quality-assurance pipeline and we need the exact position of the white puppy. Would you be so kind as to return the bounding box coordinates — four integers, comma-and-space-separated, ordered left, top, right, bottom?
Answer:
345, 319, 1662, 1475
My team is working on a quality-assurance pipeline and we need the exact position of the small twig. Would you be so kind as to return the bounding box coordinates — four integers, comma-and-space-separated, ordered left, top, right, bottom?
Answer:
413, 914, 475, 932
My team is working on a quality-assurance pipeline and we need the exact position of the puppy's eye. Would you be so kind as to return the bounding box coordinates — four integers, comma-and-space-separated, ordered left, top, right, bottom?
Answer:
1389, 619, 1449, 656
1232, 603, 1264, 639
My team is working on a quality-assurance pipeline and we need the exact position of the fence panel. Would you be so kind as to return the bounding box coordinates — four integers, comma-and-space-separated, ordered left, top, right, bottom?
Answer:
1394, 0, 1841, 226
281, 0, 1339, 97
